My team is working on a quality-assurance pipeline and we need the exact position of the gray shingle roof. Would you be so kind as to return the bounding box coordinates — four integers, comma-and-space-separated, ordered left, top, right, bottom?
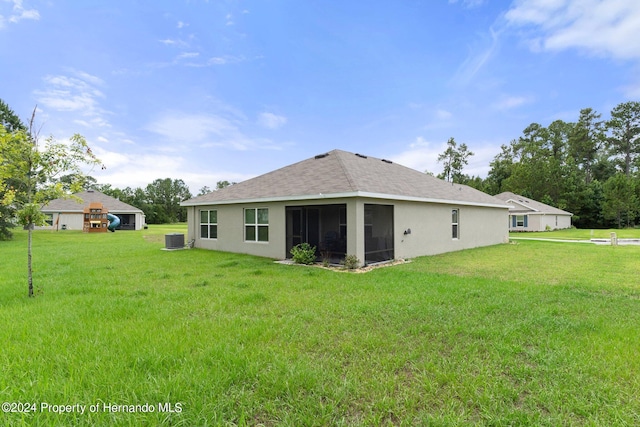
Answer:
182, 149, 508, 208
494, 192, 573, 216
42, 190, 144, 213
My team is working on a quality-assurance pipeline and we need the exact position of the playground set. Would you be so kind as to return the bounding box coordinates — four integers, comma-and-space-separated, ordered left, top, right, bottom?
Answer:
82, 202, 120, 232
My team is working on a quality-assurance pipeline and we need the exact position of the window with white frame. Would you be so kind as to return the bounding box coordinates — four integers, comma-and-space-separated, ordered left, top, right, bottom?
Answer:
516, 215, 525, 227
452, 209, 459, 239
245, 208, 269, 242
200, 210, 217, 239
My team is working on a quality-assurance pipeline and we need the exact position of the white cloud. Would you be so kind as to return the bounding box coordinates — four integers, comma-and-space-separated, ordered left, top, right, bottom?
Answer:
177, 52, 199, 59
146, 112, 239, 142
505, 0, 640, 60
93, 152, 187, 189
622, 79, 640, 98
157, 54, 245, 68
257, 112, 287, 130
0, 0, 39, 29
448, 0, 487, 8
491, 95, 531, 110
159, 38, 188, 48
436, 109, 453, 120
72, 117, 110, 128
465, 142, 503, 177
92, 146, 131, 169
34, 71, 111, 128
390, 137, 445, 175
390, 137, 501, 178
419, 107, 456, 132
451, 26, 500, 86
91, 147, 253, 194
73, 70, 105, 86
207, 55, 244, 65
145, 109, 285, 151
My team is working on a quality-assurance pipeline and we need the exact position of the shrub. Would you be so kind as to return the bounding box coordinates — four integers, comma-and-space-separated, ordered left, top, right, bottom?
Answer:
290, 243, 317, 265
341, 254, 360, 270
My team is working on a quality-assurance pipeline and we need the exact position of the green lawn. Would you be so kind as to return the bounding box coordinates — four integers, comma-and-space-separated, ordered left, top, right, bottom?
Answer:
510, 227, 640, 240
1, 226, 639, 426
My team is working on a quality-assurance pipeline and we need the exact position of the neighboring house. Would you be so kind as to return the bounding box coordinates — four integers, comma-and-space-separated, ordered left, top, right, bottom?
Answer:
40, 190, 146, 231
181, 149, 510, 266
494, 192, 573, 232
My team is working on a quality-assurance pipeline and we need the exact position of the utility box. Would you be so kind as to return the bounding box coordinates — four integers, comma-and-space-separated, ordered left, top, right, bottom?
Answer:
165, 233, 185, 249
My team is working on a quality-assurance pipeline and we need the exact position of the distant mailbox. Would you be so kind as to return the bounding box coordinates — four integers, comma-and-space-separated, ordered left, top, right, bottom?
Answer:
165, 233, 185, 249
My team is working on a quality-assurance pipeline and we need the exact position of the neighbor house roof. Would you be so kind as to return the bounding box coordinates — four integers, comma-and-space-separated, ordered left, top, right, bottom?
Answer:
42, 190, 144, 213
182, 149, 509, 209
494, 192, 572, 216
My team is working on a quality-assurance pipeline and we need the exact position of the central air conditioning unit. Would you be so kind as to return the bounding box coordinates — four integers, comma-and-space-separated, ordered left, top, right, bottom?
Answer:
165, 233, 185, 249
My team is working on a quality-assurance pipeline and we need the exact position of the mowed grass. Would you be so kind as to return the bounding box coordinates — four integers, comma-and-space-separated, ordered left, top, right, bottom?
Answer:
1, 225, 639, 426
510, 227, 640, 240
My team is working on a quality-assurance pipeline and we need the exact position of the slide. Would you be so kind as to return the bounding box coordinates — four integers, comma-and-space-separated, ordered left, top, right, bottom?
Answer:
107, 213, 120, 232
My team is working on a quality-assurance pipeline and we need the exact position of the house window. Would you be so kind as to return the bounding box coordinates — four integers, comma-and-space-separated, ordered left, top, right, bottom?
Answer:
516, 215, 525, 227
200, 210, 217, 239
45, 214, 53, 226
452, 209, 459, 239
245, 208, 269, 242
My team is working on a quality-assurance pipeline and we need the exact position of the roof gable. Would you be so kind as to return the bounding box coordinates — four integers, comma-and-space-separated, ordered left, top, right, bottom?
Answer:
494, 192, 572, 216
183, 149, 508, 208
42, 190, 144, 213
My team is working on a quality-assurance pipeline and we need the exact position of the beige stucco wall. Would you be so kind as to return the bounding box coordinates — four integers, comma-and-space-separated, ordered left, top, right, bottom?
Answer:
187, 198, 360, 260
392, 199, 509, 259
540, 214, 572, 231
509, 214, 572, 232
188, 197, 509, 264
188, 203, 286, 259
45, 213, 84, 230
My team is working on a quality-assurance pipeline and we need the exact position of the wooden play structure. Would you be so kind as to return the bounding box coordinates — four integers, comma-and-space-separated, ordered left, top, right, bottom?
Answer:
83, 202, 109, 233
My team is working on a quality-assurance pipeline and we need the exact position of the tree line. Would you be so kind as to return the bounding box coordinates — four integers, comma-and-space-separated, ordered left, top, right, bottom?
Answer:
92, 179, 192, 225
93, 180, 233, 225
4, 97, 640, 242
440, 101, 640, 229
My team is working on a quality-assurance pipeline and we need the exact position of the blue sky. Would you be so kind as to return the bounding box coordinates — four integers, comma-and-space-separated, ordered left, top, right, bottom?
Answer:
2, 0, 640, 194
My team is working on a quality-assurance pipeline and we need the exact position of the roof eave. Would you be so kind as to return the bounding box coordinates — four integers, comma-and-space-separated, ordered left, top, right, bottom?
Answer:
506, 199, 540, 212
511, 211, 573, 216
181, 191, 510, 209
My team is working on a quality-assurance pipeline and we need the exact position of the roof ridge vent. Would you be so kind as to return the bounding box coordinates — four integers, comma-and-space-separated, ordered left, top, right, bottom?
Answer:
381, 159, 392, 164
314, 152, 329, 159
355, 153, 367, 159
